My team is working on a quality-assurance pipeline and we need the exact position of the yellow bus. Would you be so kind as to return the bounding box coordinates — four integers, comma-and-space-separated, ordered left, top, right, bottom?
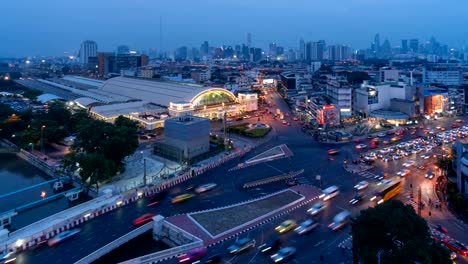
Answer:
370, 179, 402, 204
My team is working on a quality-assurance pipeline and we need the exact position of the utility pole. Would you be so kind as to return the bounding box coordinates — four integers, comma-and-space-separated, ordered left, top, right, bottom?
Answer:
143, 158, 147, 186
40, 125, 46, 154
417, 187, 422, 215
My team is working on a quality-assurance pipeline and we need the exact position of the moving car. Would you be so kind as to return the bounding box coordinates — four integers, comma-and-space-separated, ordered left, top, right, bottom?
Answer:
442, 240, 468, 256
275, 220, 297, 233
177, 247, 207, 263
328, 211, 351, 231
148, 190, 168, 203
349, 195, 364, 205
421, 153, 432, 159
0, 251, 16, 264
195, 183, 217, 193
397, 169, 411, 177
228, 238, 255, 254
425, 169, 434, 179
327, 149, 340, 155
383, 156, 393, 162
171, 193, 195, 203
307, 201, 326, 216
48, 229, 81, 246
133, 213, 157, 225
294, 219, 318, 234
271, 247, 296, 263
258, 237, 282, 253
204, 254, 222, 264
354, 181, 369, 191
403, 160, 415, 167
319, 185, 340, 201
355, 144, 367, 149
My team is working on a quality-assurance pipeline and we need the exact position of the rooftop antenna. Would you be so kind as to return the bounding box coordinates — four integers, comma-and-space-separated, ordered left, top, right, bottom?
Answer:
410, 70, 414, 86
159, 16, 163, 58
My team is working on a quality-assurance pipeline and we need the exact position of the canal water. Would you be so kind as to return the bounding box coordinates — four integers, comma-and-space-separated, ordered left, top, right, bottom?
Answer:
0, 153, 88, 231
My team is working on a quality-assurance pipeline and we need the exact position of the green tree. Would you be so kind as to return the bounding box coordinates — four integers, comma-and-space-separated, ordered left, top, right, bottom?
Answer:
0, 103, 14, 120
46, 101, 71, 128
345, 71, 371, 85
63, 115, 139, 183
22, 89, 42, 100
352, 200, 451, 264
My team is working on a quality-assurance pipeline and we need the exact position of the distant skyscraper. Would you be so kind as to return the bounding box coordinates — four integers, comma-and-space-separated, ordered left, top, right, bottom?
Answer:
269, 43, 277, 57
374, 34, 380, 52
117, 45, 130, 55
247, 33, 252, 47
327, 45, 350, 61
317, 40, 326, 60
410, 39, 419, 53
401, 40, 408, 53
380, 39, 392, 58
79, 40, 98, 64
299, 39, 305, 60
175, 46, 188, 60
200, 41, 209, 57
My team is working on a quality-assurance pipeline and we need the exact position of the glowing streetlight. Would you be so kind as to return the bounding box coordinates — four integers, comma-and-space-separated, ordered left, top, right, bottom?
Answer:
40, 191, 46, 198
41, 125, 46, 154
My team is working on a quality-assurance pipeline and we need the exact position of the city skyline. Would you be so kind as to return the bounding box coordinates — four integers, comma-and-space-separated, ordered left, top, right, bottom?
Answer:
2, 0, 468, 57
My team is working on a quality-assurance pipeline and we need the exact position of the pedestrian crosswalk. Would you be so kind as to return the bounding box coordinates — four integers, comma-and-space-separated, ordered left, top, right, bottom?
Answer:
297, 176, 314, 185
357, 171, 378, 179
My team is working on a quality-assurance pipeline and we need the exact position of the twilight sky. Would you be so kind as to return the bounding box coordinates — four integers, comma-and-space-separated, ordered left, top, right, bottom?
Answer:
2, 0, 468, 57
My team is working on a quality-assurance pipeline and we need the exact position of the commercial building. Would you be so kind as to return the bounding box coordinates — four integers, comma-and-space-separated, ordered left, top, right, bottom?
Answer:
191, 70, 211, 83
155, 115, 210, 161
97, 52, 149, 77
79, 40, 98, 64
305, 40, 325, 62
378, 67, 400, 83
452, 139, 468, 195
422, 87, 448, 116
90, 101, 167, 130
280, 72, 298, 90
423, 65, 463, 86
354, 81, 418, 122
90, 77, 257, 125
326, 77, 352, 117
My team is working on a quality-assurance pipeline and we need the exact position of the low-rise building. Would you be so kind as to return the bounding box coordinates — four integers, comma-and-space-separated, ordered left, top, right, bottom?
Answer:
452, 139, 468, 195
155, 115, 210, 161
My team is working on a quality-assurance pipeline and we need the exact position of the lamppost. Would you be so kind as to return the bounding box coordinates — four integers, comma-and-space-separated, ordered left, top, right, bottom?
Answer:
40, 125, 46, 154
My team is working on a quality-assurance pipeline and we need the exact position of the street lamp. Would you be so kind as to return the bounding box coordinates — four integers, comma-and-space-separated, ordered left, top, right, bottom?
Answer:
40, 125, 46, 154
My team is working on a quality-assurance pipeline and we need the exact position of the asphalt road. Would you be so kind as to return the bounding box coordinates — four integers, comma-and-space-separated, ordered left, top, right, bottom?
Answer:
14, 90, 468, 264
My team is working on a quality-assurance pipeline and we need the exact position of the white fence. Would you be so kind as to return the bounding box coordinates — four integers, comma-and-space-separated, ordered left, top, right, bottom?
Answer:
75, 222, 153, 264
120, 221, 203, 264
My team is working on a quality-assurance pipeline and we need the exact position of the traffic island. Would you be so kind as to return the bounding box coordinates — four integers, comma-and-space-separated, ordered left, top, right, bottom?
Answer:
165, 185, 321, 246
191, 190, 301, 237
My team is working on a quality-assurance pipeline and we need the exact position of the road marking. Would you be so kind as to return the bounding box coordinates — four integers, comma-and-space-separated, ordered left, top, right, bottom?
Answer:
264, 163, 286, 174
314, 240, 325, 247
